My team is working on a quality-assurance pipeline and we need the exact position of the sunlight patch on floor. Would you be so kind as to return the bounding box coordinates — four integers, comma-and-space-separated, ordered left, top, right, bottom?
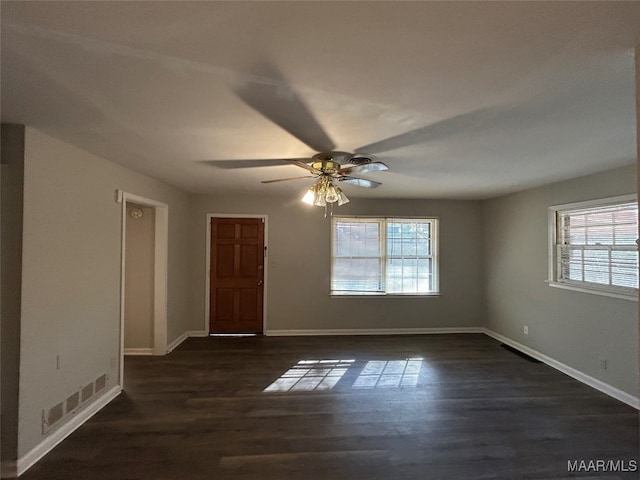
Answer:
264, 357, 428, 392
352, 358, 423, 389
263, 359, 355, 392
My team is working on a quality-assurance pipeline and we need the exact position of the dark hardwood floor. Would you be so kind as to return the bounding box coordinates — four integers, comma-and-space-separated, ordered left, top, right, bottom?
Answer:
21, 334, 639, 479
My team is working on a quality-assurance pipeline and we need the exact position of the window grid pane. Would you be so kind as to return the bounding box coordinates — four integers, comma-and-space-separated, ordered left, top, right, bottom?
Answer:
386, 220, 433, 294
555, 200, 638, 293
332, 220, 384, 293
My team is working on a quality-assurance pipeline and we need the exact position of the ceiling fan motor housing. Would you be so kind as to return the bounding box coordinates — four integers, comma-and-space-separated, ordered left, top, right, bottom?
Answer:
310, 151, 376, 170
311, 160, 341, 174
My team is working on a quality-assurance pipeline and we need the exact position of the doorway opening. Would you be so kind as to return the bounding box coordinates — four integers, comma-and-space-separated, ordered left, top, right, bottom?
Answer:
117, 191, 168, 388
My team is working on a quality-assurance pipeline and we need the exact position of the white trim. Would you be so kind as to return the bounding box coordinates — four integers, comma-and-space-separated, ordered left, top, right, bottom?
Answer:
124, 348, 154, 356
265, 327, 484, 336
548, 281, 638, 302
166, 330, 208, 353
548, 193, 637, 212
119, 194, 127, 385
167, 331, 189, 353
187, 329, 209, 337
330, 293, 441, 298
116, 190, 169, 389
1, 386, 121, 478
116, 191, 168, 208
328, 214, 442, 220
153, 207, 169, 355
484, 328, 639, 410
547, 205, 556, 284
205, 214, 268, 334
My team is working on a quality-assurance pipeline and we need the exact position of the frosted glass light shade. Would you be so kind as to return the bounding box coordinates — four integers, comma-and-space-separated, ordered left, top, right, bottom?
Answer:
301, 177, 349, 209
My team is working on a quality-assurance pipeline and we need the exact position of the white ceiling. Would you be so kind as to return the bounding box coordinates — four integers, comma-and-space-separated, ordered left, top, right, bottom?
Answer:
2, 1, 640, 199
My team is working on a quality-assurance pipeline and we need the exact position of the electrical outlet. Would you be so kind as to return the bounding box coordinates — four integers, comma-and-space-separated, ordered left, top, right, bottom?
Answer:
599, 358, 608, 370
523, 326, 529, 335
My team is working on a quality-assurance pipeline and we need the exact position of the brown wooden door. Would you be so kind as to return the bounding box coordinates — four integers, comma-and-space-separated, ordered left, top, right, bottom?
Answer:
210, 217, 264, 334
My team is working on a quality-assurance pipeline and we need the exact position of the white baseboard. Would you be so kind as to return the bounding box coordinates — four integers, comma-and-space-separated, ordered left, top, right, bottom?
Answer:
124, 348, 153, 356
166, 330, 208, 353
484, 328, 639, 410
265, 327, 484, 336
188, 329, 209, 337
1, 385, 122, 478
166, 331, 189, 352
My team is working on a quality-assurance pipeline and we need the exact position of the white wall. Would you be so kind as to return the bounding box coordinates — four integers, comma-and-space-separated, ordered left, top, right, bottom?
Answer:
17, 128, 193, 458
483, 164, 638, 398
191, 194, 485, 333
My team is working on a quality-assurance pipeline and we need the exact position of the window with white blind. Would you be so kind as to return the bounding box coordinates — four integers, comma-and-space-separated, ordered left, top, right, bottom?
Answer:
331, 217, 438, 296
548, 195, 638, 300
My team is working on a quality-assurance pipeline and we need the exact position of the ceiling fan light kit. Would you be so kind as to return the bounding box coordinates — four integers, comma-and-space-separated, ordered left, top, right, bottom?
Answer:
301, 176, 350, 217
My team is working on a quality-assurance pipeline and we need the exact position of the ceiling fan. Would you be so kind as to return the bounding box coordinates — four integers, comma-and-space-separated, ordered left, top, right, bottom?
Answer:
260, 151, 388, 189
206, 63, 501, 214
260, 151, 389, 212
217, 64, 393, 214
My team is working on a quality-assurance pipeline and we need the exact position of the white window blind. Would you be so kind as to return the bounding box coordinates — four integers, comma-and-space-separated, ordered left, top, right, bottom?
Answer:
553, 198, 638, 297
331, 217, 438, 295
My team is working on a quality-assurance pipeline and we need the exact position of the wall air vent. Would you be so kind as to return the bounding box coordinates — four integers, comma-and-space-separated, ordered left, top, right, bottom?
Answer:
81, 383, 93, 402
66, 392, 80, 413
42, 373, 109, 435
95, 374, 106, 392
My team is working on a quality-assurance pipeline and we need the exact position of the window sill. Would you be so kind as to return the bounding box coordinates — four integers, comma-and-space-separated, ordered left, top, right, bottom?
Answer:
547, 281, 638, 302
331, 293, 441, 298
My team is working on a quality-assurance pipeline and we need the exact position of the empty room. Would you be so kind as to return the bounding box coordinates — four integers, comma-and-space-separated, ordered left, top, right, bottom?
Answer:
1, 1, 639, 479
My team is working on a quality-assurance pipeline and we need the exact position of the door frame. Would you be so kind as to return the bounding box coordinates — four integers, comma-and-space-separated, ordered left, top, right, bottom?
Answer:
117, 190, 169, 386
205, 213, 268, 334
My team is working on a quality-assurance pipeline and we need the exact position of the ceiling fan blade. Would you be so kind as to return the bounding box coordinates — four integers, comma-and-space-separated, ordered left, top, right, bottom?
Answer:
354, 106, 505, 154
201, 158, 310, 169
261, 175, 316, 184
287, 160, 322, 174
339, 177, 382, 188
338, 162, 389, 175
234, 63, 336, 153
